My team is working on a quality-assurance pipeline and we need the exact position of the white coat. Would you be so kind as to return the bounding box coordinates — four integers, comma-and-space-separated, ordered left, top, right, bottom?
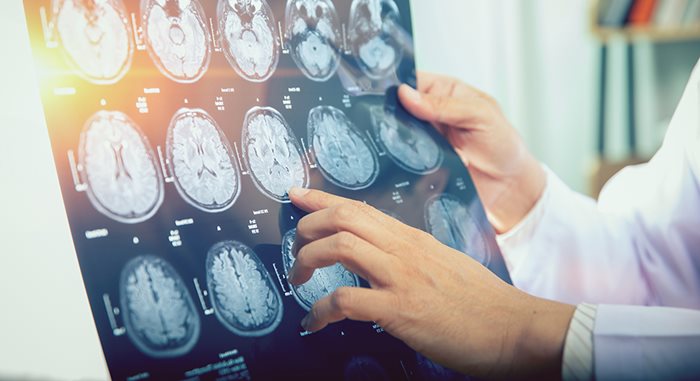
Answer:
498, 60, 700, 380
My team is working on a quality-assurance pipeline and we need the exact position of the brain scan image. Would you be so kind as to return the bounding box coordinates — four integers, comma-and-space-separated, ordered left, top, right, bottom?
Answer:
166, 108, 240, 213
285, 0, 341, 82
206, 240, 283, 337
218, 0, 280, 82
119, 255, 201, 358
141, 0, 212, 83
344, 357, 391, 381
370, 106, 443, 175
425, 194, 492, 265
348, 0, 403, 80
415, 352, 465, 381
53, 0, 134, 84
282, 229, 360, 311
242, 107, 309, 202
79, 111, 164, 224
308, 106, 379, 190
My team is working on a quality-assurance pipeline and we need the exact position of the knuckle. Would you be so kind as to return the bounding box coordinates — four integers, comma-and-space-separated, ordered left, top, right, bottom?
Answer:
332, 288, 354, 315
332, 203, 357, 226
295, 216, 311, 236
334, 231, 358, 254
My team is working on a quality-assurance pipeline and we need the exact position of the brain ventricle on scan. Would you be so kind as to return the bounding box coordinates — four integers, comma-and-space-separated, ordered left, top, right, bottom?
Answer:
166, 108, 241, 212
53, 0, 135, 84
79, 110, 164, 224
141, 0, 213, 83
206, 240, 284, 337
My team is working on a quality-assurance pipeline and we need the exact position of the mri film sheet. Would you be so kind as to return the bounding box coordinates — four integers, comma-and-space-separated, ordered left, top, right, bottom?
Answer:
24, 1, 510, 380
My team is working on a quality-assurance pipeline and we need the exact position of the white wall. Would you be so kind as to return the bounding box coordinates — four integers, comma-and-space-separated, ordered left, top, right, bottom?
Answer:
0, 2, 109, 381
412, 0, 599, 192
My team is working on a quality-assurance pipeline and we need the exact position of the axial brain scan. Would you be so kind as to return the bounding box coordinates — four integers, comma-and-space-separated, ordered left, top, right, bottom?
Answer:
53, 0, 134, 84
218, 0, 279, 82
141, 0, 212, 83
206, 240, 284, 337
242, 107, 309, 202
166, 108, 240, 213
425, 194, 491, 265
370, 106, 442, 174
348, 0, 403, 80
285, 0, 341, 82
308, 105, 379, 190
282, 229, 359, 311
79, 111, 163, 223
119, 255, 201, 358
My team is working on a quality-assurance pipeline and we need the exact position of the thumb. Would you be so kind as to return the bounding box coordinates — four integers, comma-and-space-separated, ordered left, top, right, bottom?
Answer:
398, 84, 483, 129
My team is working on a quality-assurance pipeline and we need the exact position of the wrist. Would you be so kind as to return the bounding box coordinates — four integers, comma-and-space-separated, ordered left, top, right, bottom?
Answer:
487, 154, 546, 234
510, 295, 575, 380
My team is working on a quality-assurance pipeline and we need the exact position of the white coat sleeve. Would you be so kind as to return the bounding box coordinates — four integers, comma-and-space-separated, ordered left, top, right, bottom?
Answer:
591, 305, 700, 381
496, 60, 700, 308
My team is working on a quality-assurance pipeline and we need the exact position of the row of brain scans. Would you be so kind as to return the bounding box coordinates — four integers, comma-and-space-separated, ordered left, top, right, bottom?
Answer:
79, 105, 443, 223
121, 213, 493, 359
80, 104, 493, 263
52, 0, 404, 84
120, 233, 356, 358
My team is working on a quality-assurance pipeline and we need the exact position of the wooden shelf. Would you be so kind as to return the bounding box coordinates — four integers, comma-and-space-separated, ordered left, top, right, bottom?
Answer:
590, 0, 700, 42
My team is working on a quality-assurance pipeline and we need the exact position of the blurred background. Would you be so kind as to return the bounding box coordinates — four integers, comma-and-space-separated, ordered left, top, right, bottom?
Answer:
1, 0, 698, 380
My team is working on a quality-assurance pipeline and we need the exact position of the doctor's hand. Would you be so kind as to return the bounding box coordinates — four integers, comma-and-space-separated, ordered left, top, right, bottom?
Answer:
398, 74, 545, 233
287, 188, 575, 381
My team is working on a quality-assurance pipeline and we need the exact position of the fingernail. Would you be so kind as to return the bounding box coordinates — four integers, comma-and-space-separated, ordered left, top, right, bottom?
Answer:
301, 314, 311, 331
289, 187, 310, 198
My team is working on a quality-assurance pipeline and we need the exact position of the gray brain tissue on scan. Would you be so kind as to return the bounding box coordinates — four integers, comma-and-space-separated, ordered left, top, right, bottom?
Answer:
80, 111, 163, 223
308, 105, 379, 190
349, 0, 403, 80
425, 194, 491, 265
54, 0, 134, 84
166, 108, 240, 212
370, 106, 442, 175
218, 0, 279, 82
242, 107, 309, 202
120, 255, 201, 358
282, 229, 359, 311
206, 241, 284, 337
141, 0, 212, 83
285, 0, 342, 82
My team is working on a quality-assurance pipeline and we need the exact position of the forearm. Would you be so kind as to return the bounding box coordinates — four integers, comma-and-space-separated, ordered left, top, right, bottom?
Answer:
483, 153, 547, 234
504, 294, 575, 381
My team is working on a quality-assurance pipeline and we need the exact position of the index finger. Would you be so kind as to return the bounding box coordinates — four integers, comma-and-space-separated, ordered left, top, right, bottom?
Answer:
289, 188, 411, 254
